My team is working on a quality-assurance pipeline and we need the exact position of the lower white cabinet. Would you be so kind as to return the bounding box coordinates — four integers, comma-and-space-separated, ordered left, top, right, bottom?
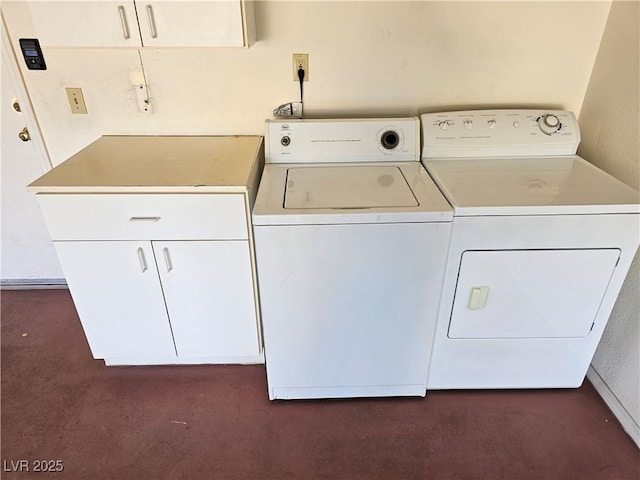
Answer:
153, 240, 259, 358
34, 191, 264, 365
55, 239, 260, 363
54, 241, 177, 359
28, 135, 265, 366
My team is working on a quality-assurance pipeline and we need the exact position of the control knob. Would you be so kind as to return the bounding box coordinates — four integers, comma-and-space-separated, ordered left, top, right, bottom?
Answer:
537, 114, 561, 135
438, 121, 451, 131
380, 130, 400, 150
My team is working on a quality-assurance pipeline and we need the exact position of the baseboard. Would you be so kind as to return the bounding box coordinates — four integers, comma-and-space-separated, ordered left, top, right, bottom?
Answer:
587, 365, 640, 448
1, 279, 67, 290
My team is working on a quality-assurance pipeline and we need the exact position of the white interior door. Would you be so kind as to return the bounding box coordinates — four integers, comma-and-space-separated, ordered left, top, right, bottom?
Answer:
154, 240, 259, 358
54, 241, 177, 359
1, 24, 63, 283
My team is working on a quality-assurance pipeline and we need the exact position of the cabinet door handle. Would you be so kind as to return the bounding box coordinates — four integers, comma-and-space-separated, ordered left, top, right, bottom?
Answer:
117, 5, 131, 39
137, 247, 148, 273
129, 216, 161, 223
146, 5, 158, 39
163, 247, 173, 273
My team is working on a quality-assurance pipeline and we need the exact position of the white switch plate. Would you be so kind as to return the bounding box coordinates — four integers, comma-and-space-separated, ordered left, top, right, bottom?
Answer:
65, 87, 87, 114
134, 84, 152, 113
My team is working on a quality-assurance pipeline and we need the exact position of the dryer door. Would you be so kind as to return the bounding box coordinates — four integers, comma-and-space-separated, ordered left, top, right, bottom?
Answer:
448, 248, 620, 339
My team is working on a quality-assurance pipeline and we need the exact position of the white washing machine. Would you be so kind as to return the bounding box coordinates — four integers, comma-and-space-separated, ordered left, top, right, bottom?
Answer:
421, 109, 640, 389
252, 118, 453, 400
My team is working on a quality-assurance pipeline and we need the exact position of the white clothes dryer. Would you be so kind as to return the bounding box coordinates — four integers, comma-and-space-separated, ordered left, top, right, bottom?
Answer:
252, 118, 453, 400
421, 109, 640, 389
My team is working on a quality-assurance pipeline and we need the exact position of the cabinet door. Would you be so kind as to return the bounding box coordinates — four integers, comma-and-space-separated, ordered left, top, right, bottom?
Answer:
27, 1, 142, 47
154, 241, 259, 357
54, 241, 176, 359
137, 1, 246, 47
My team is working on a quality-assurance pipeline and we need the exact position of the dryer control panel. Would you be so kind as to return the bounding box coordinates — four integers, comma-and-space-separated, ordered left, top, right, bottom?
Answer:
422, 110, 580, 159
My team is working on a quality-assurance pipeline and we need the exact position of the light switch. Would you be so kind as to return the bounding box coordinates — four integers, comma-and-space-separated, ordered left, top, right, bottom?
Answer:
468, 286, 489, 310
65, 87, 87, 114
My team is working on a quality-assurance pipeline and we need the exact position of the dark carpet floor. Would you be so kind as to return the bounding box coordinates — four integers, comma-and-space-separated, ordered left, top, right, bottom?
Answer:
2, 289, 639, 480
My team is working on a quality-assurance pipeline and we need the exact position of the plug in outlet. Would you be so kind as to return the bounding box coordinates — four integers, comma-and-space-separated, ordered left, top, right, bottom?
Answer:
65, 87, 87, 114
292, 53, 309, 81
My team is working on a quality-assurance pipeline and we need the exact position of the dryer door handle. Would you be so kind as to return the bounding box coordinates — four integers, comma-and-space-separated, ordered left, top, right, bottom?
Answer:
468, 286, 489, 310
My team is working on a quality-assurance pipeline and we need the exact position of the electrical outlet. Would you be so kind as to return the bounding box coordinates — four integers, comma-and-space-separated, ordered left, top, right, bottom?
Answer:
65, 87, 87, 114
292, 53, 309, 81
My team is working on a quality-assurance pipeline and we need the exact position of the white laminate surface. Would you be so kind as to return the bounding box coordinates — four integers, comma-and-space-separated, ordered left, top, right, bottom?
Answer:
28, 135, 264, 193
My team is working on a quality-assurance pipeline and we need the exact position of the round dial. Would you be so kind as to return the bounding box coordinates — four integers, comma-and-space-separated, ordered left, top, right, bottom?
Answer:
376, 126, 404, 153
439, 121, 451, 131
538, 114, 561, 135
380, 130, 399, 150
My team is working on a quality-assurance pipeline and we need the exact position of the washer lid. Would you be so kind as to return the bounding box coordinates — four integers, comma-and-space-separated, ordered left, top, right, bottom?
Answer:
424, 156, 640, 216
252, 162, 453, 225
284, 166, 418, 209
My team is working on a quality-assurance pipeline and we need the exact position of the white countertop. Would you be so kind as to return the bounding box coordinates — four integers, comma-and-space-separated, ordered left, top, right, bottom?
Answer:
29, 135, 264, 193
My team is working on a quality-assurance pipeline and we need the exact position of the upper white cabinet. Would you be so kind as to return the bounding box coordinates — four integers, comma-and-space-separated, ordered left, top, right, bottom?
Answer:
137, 2, 250, 47
27, 2, 139, 47
26, 1, 256, 48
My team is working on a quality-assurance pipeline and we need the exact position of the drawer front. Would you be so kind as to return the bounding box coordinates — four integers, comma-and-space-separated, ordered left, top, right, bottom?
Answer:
37, 194, 248, 240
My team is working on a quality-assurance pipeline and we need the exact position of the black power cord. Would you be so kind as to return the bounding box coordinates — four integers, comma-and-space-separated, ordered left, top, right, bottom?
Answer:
298, 66, 305, 105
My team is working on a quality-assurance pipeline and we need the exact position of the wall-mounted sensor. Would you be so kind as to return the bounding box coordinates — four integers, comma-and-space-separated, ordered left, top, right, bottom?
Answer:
19, 39, 46, 70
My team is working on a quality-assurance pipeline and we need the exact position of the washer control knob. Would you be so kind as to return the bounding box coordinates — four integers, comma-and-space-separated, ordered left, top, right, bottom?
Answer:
280, 135, 291, 146
538, 114, 561, 135
463, 120, 473, 130
487, 119, 497, 129
380, 130, 400, 150
439, 121, 451, 131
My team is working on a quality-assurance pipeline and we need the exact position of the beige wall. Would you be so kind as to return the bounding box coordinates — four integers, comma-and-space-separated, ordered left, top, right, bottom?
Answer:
3, 1, 610, 165
579, 1, 640, 442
